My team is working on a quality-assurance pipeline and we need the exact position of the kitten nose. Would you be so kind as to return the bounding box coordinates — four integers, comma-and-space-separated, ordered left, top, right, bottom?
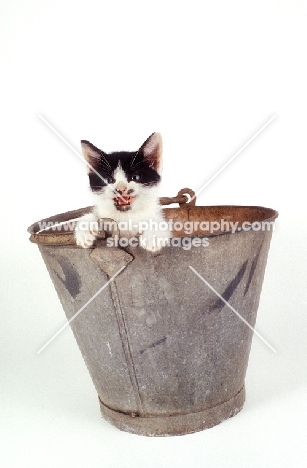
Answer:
116, 182, 127, 193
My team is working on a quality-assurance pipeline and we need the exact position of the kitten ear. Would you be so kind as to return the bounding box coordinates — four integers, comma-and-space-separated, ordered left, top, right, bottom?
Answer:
81, 140, 104, 173
139, 133, 163, 174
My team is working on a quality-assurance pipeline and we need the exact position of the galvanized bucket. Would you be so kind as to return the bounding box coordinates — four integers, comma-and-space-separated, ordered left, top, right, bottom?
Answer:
28, 189, 278, 436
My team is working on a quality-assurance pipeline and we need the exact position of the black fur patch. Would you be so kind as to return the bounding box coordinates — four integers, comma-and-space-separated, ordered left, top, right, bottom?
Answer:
88, 149, 161, 192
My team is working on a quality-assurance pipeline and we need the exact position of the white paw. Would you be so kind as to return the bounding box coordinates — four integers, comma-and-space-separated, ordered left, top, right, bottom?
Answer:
75, 218, 98, 248
140, 230, 170, 252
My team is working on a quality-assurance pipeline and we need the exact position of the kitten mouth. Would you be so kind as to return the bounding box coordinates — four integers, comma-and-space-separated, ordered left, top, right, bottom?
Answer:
114, 195, 136, 208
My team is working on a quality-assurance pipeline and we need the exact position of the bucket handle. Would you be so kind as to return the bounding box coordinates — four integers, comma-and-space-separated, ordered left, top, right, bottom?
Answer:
159, 188, 196, 207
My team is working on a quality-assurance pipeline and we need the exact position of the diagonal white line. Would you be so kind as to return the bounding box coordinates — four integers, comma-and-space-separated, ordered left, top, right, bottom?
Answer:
38, 114, 126, 202
190, 115, 276, 202
189, 266, 277, 353
37, 266, 126, 354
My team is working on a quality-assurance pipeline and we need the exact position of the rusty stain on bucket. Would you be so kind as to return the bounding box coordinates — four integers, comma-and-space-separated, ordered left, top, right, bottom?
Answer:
28, 189, 278, 436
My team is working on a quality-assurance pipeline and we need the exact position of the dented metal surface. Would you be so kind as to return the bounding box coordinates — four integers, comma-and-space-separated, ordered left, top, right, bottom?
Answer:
29, 190, 278, 436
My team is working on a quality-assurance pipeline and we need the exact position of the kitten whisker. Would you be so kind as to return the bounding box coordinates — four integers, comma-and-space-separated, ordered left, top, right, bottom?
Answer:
100, 155, 112, 171
100, 162, 112, 171
130, 160, 144, 169
130, 150, 140, 168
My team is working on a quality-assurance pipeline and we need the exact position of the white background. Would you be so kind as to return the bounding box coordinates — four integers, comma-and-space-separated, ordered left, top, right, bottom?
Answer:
1, 0, 307, 466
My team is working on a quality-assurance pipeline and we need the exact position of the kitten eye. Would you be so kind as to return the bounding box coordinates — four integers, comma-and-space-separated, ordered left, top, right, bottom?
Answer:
104, 176, 114, 184
131, 174, 141, 182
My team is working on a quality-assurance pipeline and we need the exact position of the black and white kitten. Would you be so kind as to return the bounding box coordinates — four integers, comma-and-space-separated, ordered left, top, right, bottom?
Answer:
75, 133, 170, 252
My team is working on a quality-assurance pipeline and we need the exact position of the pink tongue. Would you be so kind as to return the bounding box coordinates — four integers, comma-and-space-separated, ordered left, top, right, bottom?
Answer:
116, 196, 130, 205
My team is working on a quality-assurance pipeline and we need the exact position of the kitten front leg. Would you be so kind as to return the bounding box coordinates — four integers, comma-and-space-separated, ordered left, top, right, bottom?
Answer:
74, 212, 99, 248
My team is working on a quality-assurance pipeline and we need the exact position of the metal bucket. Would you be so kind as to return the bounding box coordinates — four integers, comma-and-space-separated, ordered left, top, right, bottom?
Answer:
28, 189, 278, 436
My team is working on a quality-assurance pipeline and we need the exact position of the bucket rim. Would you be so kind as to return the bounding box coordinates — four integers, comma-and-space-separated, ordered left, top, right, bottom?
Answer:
28, 203, 278, 246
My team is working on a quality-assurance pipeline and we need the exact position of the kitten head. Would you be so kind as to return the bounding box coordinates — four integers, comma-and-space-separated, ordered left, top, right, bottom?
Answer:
81, 133, 163, 213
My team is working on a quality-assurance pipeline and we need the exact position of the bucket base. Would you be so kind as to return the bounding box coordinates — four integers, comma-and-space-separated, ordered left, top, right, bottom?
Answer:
99, 385, 245, 437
